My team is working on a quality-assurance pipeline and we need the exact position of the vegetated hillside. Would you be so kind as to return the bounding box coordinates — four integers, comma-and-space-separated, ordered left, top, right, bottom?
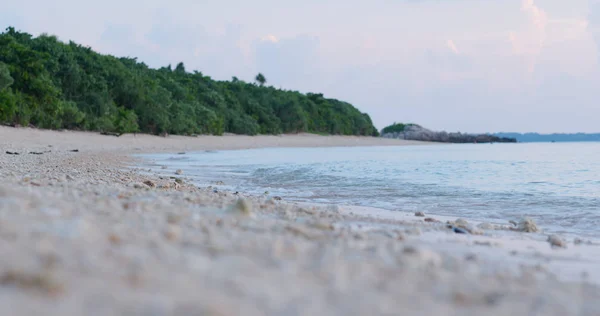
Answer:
0, 27, 378, 136
380, 122, 421, 134
381, 123, 516, 143
494, 133, 600, 142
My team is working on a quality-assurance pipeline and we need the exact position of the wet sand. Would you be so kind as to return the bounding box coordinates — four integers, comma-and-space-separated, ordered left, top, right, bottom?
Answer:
1, 126, 599, 315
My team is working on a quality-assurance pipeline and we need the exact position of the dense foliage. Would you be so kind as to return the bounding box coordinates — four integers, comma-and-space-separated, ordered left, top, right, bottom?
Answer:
0, 27, 378, 136
380, 122, 420, 134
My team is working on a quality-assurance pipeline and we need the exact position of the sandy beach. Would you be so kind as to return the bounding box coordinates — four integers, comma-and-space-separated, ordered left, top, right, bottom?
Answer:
1, 126, 599, 316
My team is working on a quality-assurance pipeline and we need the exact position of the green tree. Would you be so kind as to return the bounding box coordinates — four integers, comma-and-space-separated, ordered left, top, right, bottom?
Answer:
58, 100, 86, 129
175, 62, 186, 74
0, 62, 13, 90
255, 73, 266, 86
0, 89, 17, 122
114, 107, 139, 134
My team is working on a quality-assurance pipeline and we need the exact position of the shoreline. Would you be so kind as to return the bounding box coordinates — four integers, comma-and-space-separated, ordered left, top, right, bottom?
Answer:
0, 126, 431, 155
137, 144, 599, 242
1, 126, 600, 315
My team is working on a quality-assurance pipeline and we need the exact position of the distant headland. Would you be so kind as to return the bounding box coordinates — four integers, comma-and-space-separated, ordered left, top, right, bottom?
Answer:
492, 133, 600, 143
380, 123, 517, 143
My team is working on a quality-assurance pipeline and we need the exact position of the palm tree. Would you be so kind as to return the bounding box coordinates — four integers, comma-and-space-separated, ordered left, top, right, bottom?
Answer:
255, 73, 266, 86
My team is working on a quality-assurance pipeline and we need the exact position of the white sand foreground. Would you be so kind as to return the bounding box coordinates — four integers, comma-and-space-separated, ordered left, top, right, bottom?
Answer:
1, 126, 599, 316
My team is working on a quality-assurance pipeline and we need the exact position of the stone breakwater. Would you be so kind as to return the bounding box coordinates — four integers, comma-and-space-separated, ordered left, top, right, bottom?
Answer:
0, 127, 599, 316
382, 125, 517, 143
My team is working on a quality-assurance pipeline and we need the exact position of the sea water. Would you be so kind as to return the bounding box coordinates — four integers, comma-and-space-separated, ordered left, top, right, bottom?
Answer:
139, 142, 600, 239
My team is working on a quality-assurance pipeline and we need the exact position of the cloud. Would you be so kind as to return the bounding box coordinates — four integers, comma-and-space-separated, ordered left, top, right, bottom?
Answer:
261, 34, 279, 43
509, 0, 548, 74
446, 39, 459, 54
511, 0, 592, 77
521, 0, 548, 31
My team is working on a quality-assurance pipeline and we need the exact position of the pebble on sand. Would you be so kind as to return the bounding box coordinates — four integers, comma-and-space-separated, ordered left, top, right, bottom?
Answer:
108, 233, 122, 245
231, 198, 253, 216
450, 226, 469, 234
143, 180, 156, 188
164, 224, 182, 241
547, 235, 567, 248
0, 270, 64, 296
447, 219, 483, 235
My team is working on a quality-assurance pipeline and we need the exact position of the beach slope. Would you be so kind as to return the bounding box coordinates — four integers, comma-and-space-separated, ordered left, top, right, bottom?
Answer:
1, 127, 599, 316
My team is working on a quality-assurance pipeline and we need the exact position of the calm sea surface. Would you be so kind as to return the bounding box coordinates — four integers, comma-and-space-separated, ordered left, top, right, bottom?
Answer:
140, 143, 600, 238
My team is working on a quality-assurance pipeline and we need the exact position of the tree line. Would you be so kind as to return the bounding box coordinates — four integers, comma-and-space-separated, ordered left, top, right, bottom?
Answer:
0, 27, 379, 136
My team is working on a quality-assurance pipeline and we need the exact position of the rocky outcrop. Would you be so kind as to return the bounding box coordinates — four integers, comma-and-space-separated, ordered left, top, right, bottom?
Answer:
381, 125, 516, 143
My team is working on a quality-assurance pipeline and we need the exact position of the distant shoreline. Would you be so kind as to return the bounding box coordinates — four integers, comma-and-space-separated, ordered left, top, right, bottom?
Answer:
494, 132, 600, 143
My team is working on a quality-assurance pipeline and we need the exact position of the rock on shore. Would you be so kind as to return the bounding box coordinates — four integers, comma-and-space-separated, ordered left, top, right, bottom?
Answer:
381, 124, 517, 143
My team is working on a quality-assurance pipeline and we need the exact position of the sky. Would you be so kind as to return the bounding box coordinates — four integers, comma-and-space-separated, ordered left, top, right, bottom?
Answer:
2, 0, 600, 133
